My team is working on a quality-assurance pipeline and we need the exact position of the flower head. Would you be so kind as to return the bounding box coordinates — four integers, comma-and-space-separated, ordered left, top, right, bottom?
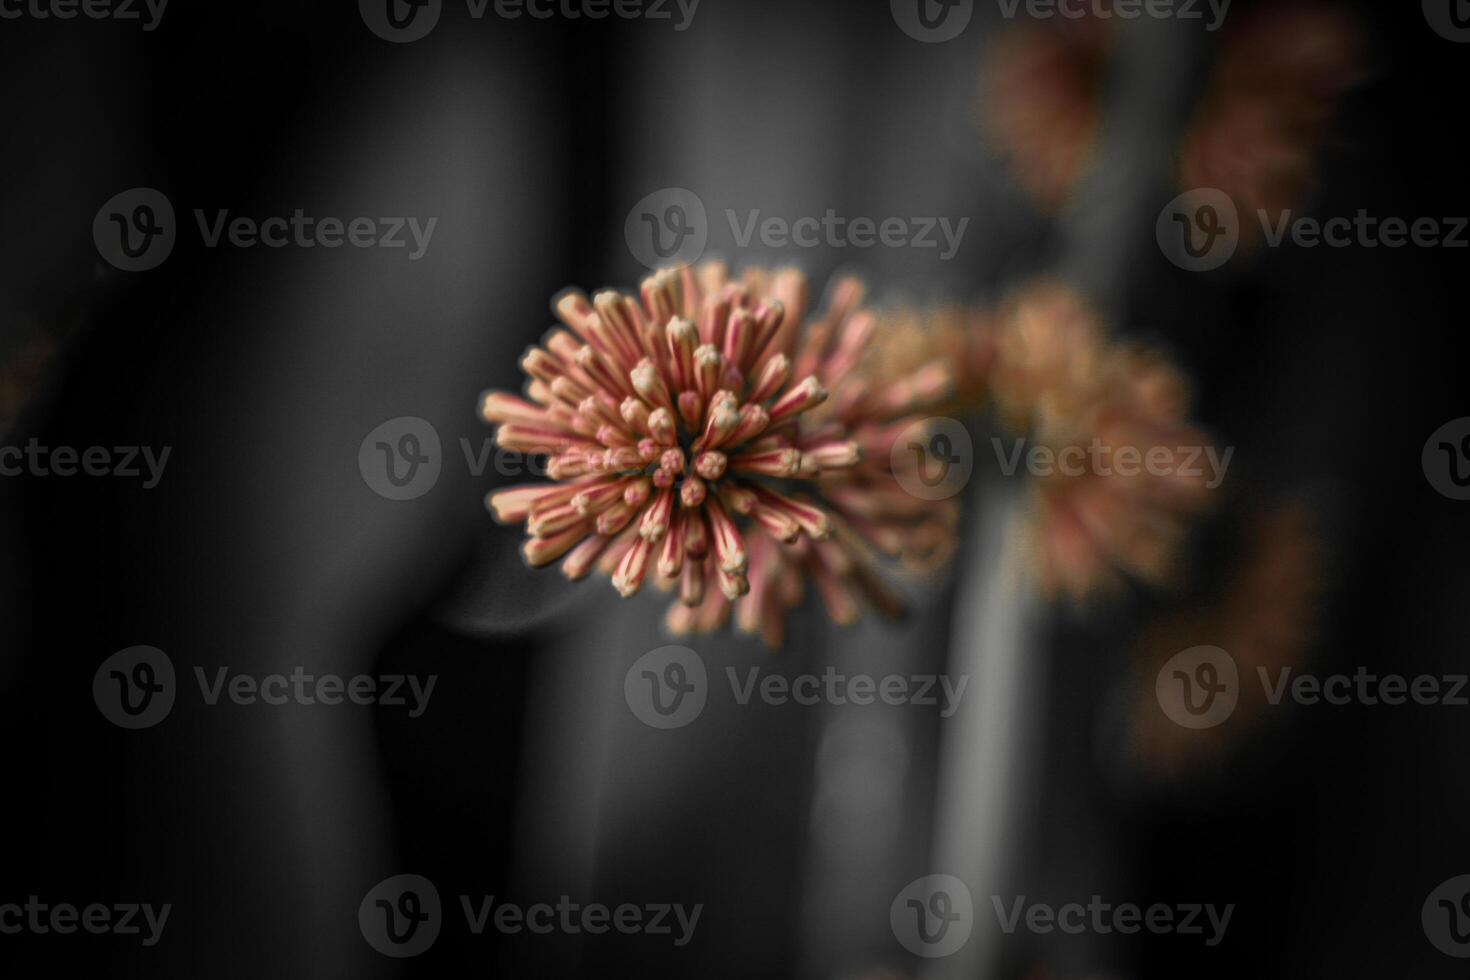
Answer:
481, 263, 955, 648
993, 283, 1213, 602
982, 15, 1111, 210
1177, 2, 1361, 244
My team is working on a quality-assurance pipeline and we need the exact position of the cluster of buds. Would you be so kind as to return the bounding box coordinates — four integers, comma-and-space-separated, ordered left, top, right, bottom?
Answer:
993, 283, 1214, 602
983, 2, 1360, 223
1178, 2, 1362, 246
981, 14, 1111, 210
481, 263, 955, 648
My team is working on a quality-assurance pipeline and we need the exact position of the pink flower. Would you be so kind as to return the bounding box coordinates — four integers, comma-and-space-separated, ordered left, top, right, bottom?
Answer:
481, 264, 956, 648
993, 283, 1214, 602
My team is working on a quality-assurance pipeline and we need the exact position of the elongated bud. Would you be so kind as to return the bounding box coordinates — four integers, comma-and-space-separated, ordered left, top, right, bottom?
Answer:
768, 375, 827, 424
612, 536, 655, 597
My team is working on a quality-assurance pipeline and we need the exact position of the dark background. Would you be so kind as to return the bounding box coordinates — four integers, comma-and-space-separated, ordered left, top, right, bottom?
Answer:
2, 0, 1468, 976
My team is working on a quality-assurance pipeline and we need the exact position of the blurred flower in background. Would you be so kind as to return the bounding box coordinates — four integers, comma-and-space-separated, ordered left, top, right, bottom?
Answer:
982, 15, 1112, 211
983, 1, 1361, 229
994, 283, 1214, 603
1178, 2, 1363, 247
1127, 499, 1325, 776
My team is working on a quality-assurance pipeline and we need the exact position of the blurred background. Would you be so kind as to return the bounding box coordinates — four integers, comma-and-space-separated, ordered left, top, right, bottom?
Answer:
3, 0, 1469, 976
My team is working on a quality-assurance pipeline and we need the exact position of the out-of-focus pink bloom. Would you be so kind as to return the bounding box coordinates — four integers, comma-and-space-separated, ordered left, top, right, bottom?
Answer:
1178, 2, 1362, 244
982, 16, 1111, 210
481, 264, 956, 648
993, 283, 1213, 602
1127, 500, 1325, 776
867, 304, 998, 416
